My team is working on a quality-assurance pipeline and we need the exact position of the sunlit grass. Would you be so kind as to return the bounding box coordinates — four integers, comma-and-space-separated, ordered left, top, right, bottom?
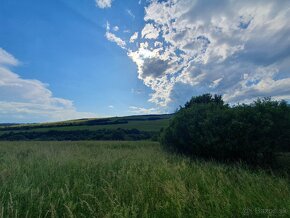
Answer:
0, 141, 289, 217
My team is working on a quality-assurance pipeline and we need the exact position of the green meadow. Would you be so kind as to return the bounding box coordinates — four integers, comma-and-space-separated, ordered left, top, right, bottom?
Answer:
0, 119, 170, 134
0, 115, 172, 137
0, 141, 289, 217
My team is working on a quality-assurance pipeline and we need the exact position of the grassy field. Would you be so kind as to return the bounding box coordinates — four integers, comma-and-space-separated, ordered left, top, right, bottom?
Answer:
0, 119, 170, 134
0, 141, 289, 217
0, 115, 172, 136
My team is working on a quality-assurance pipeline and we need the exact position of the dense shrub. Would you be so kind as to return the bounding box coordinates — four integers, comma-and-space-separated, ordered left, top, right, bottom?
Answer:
161, 94, 290, 165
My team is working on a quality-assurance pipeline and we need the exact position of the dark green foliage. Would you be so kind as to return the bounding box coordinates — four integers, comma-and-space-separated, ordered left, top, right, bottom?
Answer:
161, 94, 290, 165
0, 129, 155, 141
184, 93, 224, 108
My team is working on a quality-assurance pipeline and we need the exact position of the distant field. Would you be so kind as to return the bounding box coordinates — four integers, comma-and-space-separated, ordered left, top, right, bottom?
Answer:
0, 115, 172, 137
0, 115, 172, 140
0, 119, 169, 133
0, 141, 289, 217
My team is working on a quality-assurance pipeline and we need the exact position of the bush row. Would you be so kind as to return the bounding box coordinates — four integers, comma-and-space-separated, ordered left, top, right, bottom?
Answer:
0, 128, 156, 141
161, 94, 290, 165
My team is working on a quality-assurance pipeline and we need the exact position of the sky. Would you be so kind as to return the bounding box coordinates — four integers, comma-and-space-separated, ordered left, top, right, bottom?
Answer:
0, 0, 290, 123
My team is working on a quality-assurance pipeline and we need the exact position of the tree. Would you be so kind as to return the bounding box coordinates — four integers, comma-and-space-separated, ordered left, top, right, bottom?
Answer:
184, 93, 224, 109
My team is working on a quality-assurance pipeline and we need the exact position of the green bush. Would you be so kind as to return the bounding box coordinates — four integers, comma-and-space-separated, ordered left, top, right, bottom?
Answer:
161, 94, 290, 165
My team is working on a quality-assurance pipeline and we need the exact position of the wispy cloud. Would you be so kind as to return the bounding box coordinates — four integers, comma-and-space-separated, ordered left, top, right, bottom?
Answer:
0, 48, 19, 66
129, 106, 161, 115
126, 9, 135, 19
131, 88, 143, 95
105, 32, 126, 49
105, 22, 126, 49
113, 26, 119, 32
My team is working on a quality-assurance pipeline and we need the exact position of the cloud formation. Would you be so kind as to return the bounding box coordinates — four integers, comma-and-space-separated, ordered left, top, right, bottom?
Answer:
105, 32, 126, 49
106, 0, 290, 109
105, 22, 126, 49
95, 0, 112, 9
113, 26, 119, 32
0, 48, 95, 123
141, 23, 159, 39
130, 32, 138, 43
129, 106, 161, 115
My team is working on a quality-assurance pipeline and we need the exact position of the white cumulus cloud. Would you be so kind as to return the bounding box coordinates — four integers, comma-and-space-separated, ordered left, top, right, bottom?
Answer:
141, 23, 159, 39
0, 48, 96, 123
105, 0, 290, 109
96, 0, 112, 9
130, 32, 139, 43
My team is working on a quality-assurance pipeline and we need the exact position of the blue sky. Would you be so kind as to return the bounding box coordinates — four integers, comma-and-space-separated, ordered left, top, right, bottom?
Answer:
0, 0, 290, 122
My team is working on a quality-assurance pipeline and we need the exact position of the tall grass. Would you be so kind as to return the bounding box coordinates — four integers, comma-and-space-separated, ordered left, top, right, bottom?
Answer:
0, 141, 289, 217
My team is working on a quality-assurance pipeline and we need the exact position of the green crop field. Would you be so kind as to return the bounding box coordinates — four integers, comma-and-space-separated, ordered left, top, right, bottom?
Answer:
0, 119, 170, 134
0, 141, 289, 217
0, 115, 172, 139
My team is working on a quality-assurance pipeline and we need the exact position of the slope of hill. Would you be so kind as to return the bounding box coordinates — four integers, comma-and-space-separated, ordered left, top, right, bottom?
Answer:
0, 114, 173, 140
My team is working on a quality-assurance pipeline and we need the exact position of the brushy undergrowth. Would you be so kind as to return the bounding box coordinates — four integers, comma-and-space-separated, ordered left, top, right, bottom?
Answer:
0, 141, 289, 217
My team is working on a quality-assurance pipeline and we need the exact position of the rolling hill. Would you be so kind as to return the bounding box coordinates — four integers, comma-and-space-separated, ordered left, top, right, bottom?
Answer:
0, 114, 173, 140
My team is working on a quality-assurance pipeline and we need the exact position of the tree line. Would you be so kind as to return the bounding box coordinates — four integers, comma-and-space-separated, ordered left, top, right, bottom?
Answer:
0, 129, 156, 141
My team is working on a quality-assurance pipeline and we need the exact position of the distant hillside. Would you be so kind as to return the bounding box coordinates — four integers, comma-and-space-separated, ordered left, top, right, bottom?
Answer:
0, 123, 20, 126
0, 114, 173, 141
